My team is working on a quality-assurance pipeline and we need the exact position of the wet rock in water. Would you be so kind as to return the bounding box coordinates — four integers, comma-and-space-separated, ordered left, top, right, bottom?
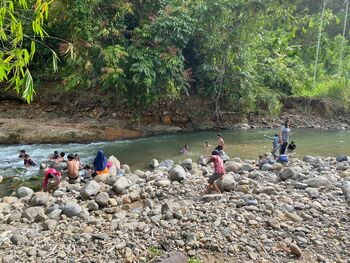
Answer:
42, 219, 58, 230
341, 181, 350, 205
157, 160, 174, 171
217, 173, 236, 191
279, 168, 297, 180
108, 155, 121, 169
289, 243, 302, 257
10, 234, 29, 245
180, 158, 193, 170
336, 155, 348, 162
95, 192, 109, 207
304, 177, 332, 188
62, 202, 82, 217
22, 207, 46, 221
150, 159, 159, 168
0, 175, 2, 183
30, 192, 49, 206
112, 177, 131, 194
80, 180, 101, 199
169, 165, 186, 182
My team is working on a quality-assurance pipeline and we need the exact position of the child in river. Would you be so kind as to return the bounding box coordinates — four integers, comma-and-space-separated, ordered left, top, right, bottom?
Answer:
180, 144, 189, 155
24, 154, 36, 167
264, 134, 280, 159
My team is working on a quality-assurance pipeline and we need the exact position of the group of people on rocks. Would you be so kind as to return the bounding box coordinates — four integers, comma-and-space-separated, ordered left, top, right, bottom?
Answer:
18, 119, 295, 195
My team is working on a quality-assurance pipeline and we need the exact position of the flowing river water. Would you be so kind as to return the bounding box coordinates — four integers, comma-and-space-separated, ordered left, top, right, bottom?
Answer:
0, 128, 349, 195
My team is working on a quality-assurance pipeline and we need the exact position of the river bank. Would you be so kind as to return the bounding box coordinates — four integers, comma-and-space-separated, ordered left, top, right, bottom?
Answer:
0, 91, 349, 144
0, 154, 349, 262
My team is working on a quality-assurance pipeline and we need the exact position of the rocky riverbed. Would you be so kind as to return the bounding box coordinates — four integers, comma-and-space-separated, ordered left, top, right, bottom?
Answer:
0, 154, 350, 263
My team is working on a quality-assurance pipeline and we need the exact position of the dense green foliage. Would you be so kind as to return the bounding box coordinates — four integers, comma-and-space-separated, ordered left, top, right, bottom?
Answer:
3, 0, 350, 114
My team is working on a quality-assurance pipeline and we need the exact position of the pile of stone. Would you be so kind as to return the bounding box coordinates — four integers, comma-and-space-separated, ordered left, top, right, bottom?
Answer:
0, 154, 349, 263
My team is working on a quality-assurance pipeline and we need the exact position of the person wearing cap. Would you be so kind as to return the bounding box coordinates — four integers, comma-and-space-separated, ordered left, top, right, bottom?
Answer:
215, 133, 225, 151
205, 150, 226, 194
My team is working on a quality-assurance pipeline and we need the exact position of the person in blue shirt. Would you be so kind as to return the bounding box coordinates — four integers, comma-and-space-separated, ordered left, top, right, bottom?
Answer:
264, 134, 280, 159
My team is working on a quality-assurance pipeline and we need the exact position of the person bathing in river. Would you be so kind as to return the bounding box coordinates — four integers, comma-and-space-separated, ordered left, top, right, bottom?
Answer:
18, 149, 26, 158
279, 119, 291, 155
24, 154, 36, 167
48, 151, 59, 160
180, 144, 189, 155
55, 152, 66, 163
264, 134, 280, 159
41, 166, 61, 191
93, 150, 109, 175
205, 150, 226, 194
215, 134, 225, 151
67, 154, 80, 183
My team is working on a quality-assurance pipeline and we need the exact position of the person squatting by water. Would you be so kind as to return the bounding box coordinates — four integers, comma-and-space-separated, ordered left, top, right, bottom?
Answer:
41, 167, 61, 192
264, 134, 280, 159
279, 119, 291, 155
215, 133, 225, 151
206, 150, 226, 194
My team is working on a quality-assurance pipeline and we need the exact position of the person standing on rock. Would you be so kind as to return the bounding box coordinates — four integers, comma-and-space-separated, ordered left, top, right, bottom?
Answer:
41, 167, 61, 191
215, 133, 225, 151
279, 119, 291, 155
93, 150, 109, 175
206, 150, 226, 194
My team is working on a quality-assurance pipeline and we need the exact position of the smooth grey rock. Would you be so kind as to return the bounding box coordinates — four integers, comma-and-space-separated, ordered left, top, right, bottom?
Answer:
201, 194, 224, 202
158, 160, 174, 171
48, 209, 61, 220
261, 163, 273, 171
336, 155, 348, 162
42, 219, 58, 230
180, 159, 193, 170
150, 159, 159, 168
62, 202, 82, 217
95, 192, 109, 207
305, 187, 320, 198
240, 164, 254, 172
169, 165, 186, 182
22, 207, 46, 221
294, 182, 308, 189
304, 177, 332, 188
10, 234, 29, 245
336, 162, 349, 171
30, 192, 49, 206
197, 156, 208, 166
112, 177, 131, 194
257, 186, 278, 195
17, 187, 34, 199
217, 173, 236, 191
225, 161, 239, 173
86, 200, 99, 211
80, 181, 101, 199
279, 168, 296, 180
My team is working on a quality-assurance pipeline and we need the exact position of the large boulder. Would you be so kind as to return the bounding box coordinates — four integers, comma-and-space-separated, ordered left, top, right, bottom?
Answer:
169, 165, 186, 182
197, 156, 208, 166
261, 163, 273, 171
304, 177, 333, 188
225, 162, 240, 173
108, 155, 121, 169
95, 192, 109, 207
180, 159, 193, 170
80, 180, 101, 199
217, 173, 236, 191
279, 168, 297, 180
30, 192, 49, 206
240, 164, 254, 173
157, 160, 174, 171
150, 159, 159, 168
22, 207, 46, 221
62, 202, 82, 217
112, 177, 131, 194
336, 162, 349, 171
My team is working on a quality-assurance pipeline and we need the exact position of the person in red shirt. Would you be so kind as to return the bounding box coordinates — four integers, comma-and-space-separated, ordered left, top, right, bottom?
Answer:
206, 150, 226, 194
41, 167, 61, 191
